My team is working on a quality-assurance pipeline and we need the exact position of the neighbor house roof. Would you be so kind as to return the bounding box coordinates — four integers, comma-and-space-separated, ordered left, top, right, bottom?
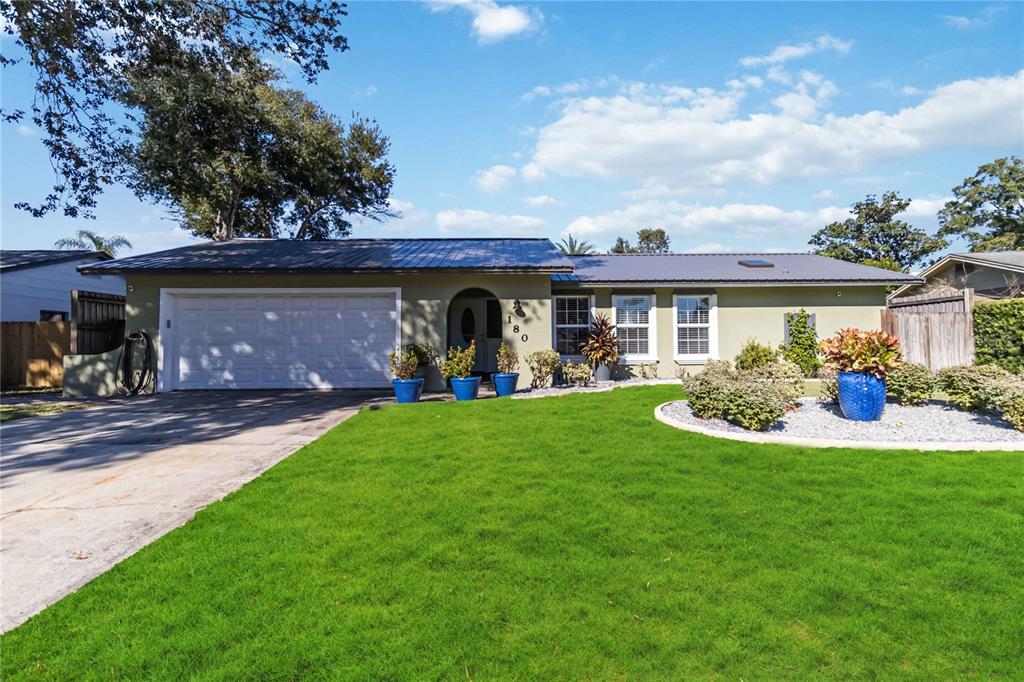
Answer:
80, 238, 574, 274
888, 250, 1024, 299
0, 249, 111, 273
552, 253, 922, 286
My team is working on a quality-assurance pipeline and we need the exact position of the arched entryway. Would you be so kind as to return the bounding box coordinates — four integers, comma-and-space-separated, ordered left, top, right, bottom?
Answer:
446, 288, 501, 374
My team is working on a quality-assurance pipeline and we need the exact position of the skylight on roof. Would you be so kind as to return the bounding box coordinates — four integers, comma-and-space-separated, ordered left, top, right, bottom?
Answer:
738, 259, 774, 268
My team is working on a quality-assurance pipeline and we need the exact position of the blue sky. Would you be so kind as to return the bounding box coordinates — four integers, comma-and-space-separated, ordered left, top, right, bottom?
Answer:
2, 1, 1022, 256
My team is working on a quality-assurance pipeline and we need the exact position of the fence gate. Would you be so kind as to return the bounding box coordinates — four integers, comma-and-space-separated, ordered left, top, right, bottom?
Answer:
881, 309, 974, 371
71, 289, 126, 355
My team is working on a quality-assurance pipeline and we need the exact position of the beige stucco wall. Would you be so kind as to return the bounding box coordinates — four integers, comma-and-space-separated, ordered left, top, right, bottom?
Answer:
124, 272, 554, 392
63, 348, 121, 397
567, 285, 887, 378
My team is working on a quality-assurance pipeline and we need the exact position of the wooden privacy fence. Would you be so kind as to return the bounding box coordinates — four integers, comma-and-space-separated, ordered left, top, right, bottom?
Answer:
881, 309, 974, 371
71, 289, 126, 355
887, 288, 974, 313
0, 322, 71, 388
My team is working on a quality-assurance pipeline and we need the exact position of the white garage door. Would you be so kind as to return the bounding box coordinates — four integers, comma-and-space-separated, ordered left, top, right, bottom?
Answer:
164, 289, 399, 390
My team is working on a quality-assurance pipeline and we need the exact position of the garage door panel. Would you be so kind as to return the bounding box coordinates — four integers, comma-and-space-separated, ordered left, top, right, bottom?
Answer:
170, 291, 396, 390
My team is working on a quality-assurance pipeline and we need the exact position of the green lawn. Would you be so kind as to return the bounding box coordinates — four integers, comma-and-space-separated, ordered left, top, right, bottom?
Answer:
4, 386, 1022, 679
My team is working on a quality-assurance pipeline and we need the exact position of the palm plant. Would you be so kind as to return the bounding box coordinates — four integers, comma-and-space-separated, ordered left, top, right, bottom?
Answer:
557, 235, 596, 255
54, 230, 132, 257
580, 313, 619, 367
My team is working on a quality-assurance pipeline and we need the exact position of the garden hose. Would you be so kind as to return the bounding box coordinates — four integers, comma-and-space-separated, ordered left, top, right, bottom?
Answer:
117, 329, 155, 395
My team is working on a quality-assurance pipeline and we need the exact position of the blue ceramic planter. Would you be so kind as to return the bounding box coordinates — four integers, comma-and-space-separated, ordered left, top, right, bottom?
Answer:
450, 376, 482, 401
392, 378, 424, 404
492, 372, 519, 397
837, 371, 886, 421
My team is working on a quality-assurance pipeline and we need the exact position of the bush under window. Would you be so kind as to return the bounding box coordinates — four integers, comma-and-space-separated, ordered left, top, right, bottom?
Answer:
525, 350, 561, 388
734, 339, 778, 371
561, 361, 592, 387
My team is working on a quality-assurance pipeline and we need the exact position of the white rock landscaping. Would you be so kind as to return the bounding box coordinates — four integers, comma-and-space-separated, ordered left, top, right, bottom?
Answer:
657, 398, 1024, 452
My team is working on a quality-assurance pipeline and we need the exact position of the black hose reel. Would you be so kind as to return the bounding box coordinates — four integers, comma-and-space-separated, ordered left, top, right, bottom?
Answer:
117, 329, 155, 395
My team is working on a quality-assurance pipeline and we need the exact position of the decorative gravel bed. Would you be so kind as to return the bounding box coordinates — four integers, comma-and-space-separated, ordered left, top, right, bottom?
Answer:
661, 398, 1024, 444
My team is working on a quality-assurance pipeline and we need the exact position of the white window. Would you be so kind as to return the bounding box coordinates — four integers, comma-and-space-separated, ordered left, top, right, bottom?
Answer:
674, 294, 717, 362
613, 294, 656, 361
553, 295, 591, 356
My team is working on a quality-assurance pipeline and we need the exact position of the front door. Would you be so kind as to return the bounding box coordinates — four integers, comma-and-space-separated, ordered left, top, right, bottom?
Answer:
448, 297, 500, 373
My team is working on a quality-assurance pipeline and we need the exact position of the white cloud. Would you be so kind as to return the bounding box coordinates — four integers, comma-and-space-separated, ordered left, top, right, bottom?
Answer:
904, 196, 952, 218
520, 161, 547, 182
436, 208, 545, 235
521, 77, 612, 101
900, 85, 924, 96
565, 200, 849, 244
814, 189, 837, 200
354, 85, 377, 98
525, 70, 1024, 190
17, 125, 35, 136
430, 0, 542, 44
688, 242, 733, 253
472, 164, 517, 192
522, 194, 564, 207
942, 5, 1006, 29
740, 34, 853, 68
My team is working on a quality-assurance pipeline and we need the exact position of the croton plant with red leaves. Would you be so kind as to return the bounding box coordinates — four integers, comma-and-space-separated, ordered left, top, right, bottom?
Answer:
818, 328, 903, 380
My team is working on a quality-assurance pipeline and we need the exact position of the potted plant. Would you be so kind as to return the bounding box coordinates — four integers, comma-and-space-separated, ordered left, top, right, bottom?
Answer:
493, 342, 520, 397
819, 328, 902, 421
580, 313, 619, 382
389, 347, 424, 403
438, 340, 480, 401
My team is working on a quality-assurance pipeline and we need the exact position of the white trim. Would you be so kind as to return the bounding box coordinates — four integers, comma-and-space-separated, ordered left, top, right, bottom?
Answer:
612, 293, 657, 363
157, 287, 402, 392
551, 293, 595, 359
672, 293, 719, 363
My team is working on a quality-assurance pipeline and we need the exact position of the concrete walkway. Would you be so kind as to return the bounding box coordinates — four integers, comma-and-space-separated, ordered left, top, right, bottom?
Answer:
0, 390, 385, 632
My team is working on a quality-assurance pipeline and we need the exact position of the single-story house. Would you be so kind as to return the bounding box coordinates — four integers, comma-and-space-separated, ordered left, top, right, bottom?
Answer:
68, 238, 920, 395
0, 250, 126, 322
889, 251, 1024, 302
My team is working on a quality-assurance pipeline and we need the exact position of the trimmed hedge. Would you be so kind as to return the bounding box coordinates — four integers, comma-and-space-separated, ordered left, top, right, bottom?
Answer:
974, 299, 1024, 373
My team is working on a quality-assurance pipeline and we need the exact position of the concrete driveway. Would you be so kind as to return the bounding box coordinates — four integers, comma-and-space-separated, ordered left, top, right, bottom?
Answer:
0, 390, 385, 633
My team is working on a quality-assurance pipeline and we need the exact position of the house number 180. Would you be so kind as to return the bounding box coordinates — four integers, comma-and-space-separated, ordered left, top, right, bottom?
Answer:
507, 315, 528, 342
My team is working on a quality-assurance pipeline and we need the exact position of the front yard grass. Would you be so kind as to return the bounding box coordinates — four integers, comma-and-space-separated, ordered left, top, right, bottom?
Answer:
3, 385, 1022, 679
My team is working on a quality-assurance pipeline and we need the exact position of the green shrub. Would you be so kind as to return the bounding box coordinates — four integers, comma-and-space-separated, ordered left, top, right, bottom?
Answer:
936, 364, 1015, 412
722, 382, 787, 431
1000, 392, 1024, 432
561, 361, 592, 387
735, 339, 778, 371
525, 349, 561, 388
496, 343, 519, 374
681, 362, 733, 420
974, 299, 1024, 373
782, 309, 822, 377
438, 342, 476, 380
683, 359, 788, 429
635, 362, 659, 379
388, 348, 419, 380
405, 343, 436, 368
745, 359, 805, 407
817, 367, 839, 404
886, 363, 935, 406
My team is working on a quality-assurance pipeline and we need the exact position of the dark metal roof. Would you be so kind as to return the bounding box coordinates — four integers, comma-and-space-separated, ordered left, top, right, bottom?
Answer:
80, 238, 574, 274
0, 250, 111, 273
554, 253, 923, 285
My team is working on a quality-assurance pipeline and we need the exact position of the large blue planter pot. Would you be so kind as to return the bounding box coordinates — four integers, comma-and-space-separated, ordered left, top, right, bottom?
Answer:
392, 378, 424, 404
492, 372, 519, 397
837, 371, 886, 421
450, 376, 482, 401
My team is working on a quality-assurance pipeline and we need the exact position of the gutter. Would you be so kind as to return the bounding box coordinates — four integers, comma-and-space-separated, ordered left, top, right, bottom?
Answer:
553, 279, 924, 288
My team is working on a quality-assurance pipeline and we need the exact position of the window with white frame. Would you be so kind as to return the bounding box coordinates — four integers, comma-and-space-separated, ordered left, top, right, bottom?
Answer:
553, 295, 590, 356
675, 295, 712, 358
614, 295, 652, 358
